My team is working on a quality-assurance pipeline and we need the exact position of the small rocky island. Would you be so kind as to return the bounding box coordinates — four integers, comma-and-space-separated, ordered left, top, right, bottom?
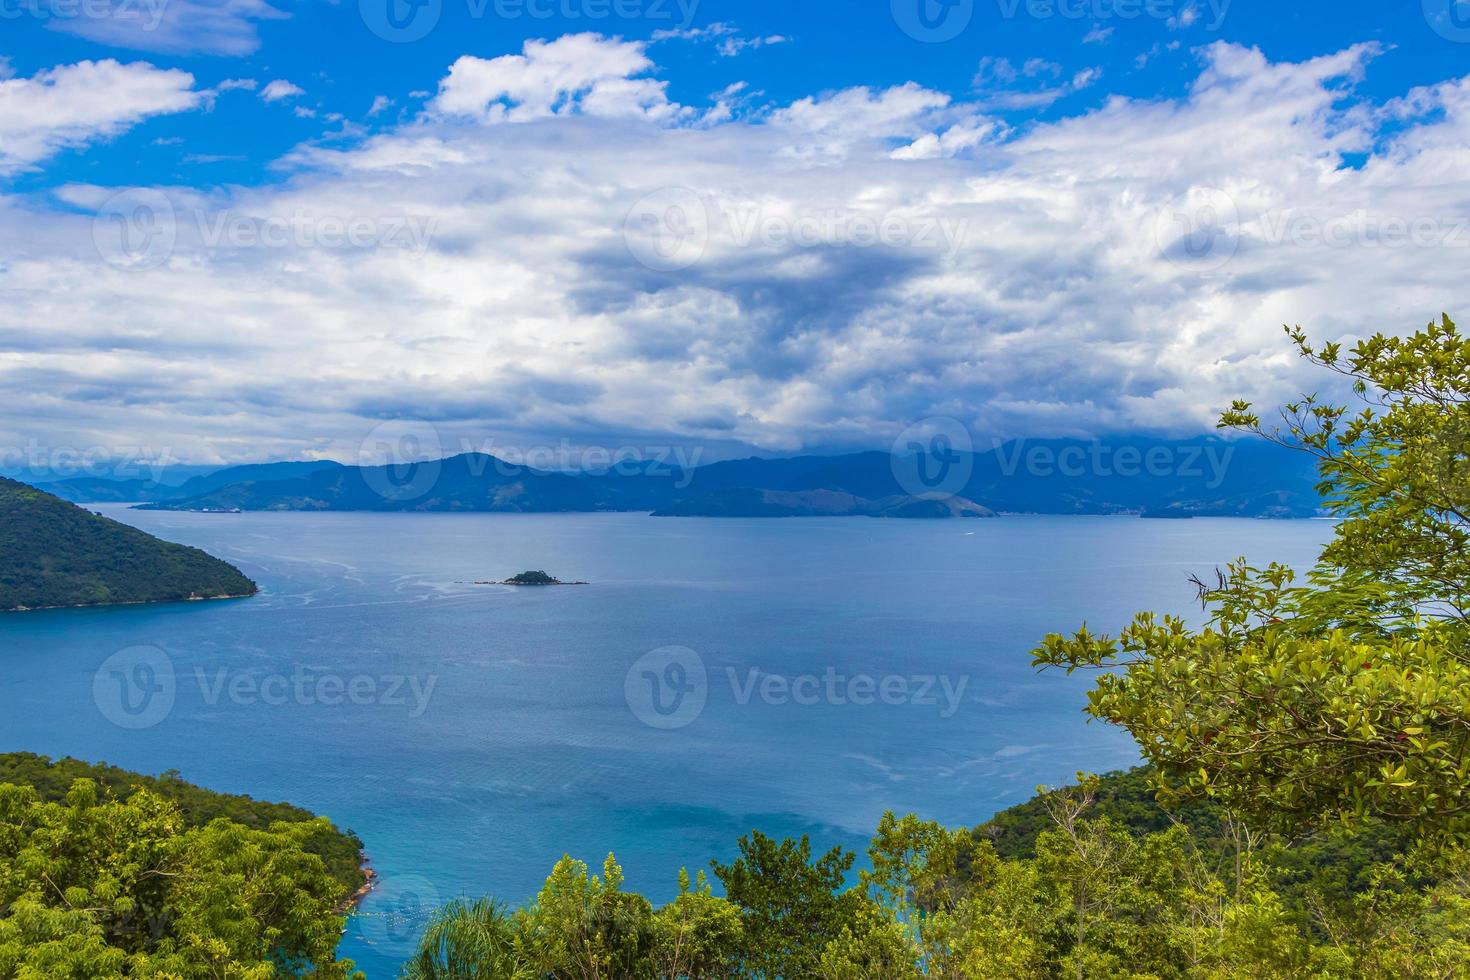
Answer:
478, 570, 588, 586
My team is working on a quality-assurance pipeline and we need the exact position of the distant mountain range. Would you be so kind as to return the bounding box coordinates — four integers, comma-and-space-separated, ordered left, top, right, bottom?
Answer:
652, 488, 997, 519
21, 436, 1324, 519
36, 461, 343, 504
0, 478, 257, 611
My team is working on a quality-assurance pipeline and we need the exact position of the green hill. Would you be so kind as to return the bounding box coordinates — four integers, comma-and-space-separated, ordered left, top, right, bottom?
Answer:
0, 477, 258, 611
0, 753, 366, 893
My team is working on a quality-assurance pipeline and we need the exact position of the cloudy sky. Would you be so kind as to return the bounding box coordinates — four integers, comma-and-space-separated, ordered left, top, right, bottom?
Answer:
2, 0, 1470, 470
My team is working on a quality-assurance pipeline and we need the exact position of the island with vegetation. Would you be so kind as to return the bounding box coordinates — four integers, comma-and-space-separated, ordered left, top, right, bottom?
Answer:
0, 753, 367, 978
0, 478, 258, 612
488, 570, 588, 586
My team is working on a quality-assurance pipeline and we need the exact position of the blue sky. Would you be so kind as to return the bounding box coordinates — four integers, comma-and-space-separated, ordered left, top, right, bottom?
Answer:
2, 0, 1470, 468
6, 1, 1465, 190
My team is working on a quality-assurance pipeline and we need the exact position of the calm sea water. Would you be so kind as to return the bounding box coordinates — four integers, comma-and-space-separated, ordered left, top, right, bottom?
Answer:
0, 509, 1333, 977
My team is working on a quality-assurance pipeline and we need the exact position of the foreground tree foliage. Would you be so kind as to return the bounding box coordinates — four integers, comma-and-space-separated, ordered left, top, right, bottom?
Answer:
0, 778, 360, 979
0, 753, 367, 894
403, 776, 1470, 978
1035, 315, 1470, 834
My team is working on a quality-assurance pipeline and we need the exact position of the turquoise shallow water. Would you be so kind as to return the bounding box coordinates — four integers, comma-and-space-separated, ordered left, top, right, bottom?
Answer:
0, 508, 1333, 977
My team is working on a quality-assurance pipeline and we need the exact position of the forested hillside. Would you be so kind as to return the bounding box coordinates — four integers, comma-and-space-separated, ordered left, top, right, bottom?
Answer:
0, 755, 364, 978
0, 753, 366, 893
0, 478, 257, 611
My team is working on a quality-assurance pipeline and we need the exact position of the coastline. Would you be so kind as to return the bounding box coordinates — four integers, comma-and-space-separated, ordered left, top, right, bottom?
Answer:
3, 589, 259, 614
339, 861, 379, 913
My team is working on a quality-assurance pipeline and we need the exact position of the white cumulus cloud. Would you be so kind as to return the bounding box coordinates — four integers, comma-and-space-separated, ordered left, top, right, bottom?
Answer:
0, 60, 202, 175
1, 36, 1469, 464
432, 34, 677, 123
260, 79, 304, 102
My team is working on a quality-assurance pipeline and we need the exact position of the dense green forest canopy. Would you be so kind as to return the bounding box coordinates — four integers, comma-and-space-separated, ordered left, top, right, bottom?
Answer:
0, 754, 365, 893
0, 757, 362, 979
399, 769, 1470, 979
506, 571, 559, 585
0, 478, 257, 611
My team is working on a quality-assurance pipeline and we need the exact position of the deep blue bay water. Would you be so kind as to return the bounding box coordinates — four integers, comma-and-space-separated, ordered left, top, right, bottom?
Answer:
0, 508, 1333, 977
